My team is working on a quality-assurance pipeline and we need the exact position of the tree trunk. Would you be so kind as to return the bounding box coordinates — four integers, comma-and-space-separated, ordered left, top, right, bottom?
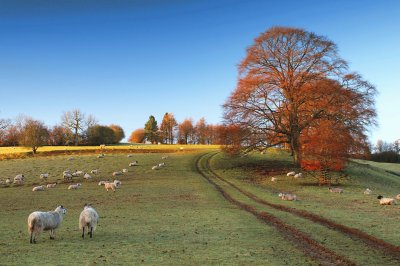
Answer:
290, 132, 301, 167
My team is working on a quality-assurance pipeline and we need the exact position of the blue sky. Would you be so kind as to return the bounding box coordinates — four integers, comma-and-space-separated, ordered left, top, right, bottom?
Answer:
0, 0, 399, 143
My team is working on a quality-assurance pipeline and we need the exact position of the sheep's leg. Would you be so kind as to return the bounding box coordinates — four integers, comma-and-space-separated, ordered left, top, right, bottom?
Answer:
30, 232, 34, 244
82, 227, 85, 239
89, 226, 93, 238
50, 229, 55, 239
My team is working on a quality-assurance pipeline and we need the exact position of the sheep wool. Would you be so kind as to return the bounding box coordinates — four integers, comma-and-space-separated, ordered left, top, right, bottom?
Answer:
27, 205, 67, 244
377, 195, 396, 205
32, 185, 45, 192
79, 204, 99, 239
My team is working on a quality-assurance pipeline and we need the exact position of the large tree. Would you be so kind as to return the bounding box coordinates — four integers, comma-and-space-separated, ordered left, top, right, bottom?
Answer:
61, 109, 97, 145
223, 27, 376, 165
109, 124, 125, 144
144, 115, 159, 144
160, 112, 177, 144
86, 125, 115, 145
19, 118, 49, 153
178, 118, 194, 144
194, 118, 207, 144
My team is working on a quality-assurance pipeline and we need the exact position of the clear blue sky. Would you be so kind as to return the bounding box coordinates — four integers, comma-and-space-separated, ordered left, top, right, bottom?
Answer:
0, 0, 399, 144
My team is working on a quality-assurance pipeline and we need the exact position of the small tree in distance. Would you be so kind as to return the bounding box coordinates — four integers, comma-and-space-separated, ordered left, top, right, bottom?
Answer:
19, 118, 49, 153
144, 115, 159, 144
129, 128, 145, 143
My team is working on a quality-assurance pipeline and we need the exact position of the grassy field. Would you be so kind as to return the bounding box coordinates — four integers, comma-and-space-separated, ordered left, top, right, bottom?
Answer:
0, 148, 399, 265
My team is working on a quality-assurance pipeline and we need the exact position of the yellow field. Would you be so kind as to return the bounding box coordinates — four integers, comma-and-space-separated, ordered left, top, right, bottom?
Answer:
0, 144, 221, 155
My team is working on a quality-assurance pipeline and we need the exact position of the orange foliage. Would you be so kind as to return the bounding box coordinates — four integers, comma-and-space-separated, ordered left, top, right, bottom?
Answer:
128, 128, 145, 143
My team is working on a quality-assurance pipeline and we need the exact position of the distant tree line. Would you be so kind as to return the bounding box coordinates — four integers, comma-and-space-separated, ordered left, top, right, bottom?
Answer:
128, 113, 227, 145
0, 109, 125, 153
370, 139, 400, 163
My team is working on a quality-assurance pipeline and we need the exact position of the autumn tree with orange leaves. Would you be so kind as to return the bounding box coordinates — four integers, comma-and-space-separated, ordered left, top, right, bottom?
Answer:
129, 128, 145, 143
223, 26, 376, 167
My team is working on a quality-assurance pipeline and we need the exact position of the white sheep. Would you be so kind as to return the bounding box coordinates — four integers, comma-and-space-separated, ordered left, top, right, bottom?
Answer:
98, 181, 108, 186
97, 154, 105, 158
72, 170, 84, 177
364, 188, 372, 195
13, 174, 25, 184
127, 154, 133, 157
47, 183, 57, 188
278, 193, 297, 201
286, 171, 296, 177
40, 173, 49, 180
122, 169, 128, 173
32, 185, 45, 192
271, 177, 277, 182
377, 195, 396, 205
67, 157, 74, 161
152, 165, 160, 170
158, 162, 165, 167
395, 194, 400, 200
104, 180, 121, 192
112, 171, 122, 177
328, 187, 344, 194
294, 173, 303, 179
79, 203, 99, 239
162, 155, 168, 160
63, 173, 73, 181
5, 178, 11, 185
129, 161, 138, 166
27, 205, 67, 244
83, 173, 92, 180
68, 183, 81, 190
90, 169, 99, 174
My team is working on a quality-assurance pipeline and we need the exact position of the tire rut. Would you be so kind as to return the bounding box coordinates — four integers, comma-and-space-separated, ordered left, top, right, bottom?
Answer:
195, 152, 355, 266
204, 152, 400, 261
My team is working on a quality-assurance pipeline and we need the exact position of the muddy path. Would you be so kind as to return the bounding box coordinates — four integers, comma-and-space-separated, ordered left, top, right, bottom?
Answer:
202, 152, 400, 262
195, 152, 355, 266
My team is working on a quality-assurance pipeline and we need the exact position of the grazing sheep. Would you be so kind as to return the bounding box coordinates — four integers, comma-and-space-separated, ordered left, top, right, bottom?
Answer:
97, 154, 105, 158
98, 181, 108, 186
271, 177, 277, 182
63, 173, 73, 181
286, 171, 296, 177
278, 193, 297, 201
68, 183, 81, 190
90, 169, 99, 174
72, 170, 84, 177
152, 165, 160, 170
112, 171, 122, 177
46, 183, 57, 188
396, 194, 400, 200
122, 169, 128, 173
104, 180, 121, 192
14, 174, 25, 184
27, 205, 67, 244
162, 155, 168, 160
32, 185, 45, 192
40, 173, 49, 180
158, 162, 165, 167
83, 173, 92, 180
377, 195, 396, 205
294, 173, 303, 179
67, 157, 74, 161
129, 161, 138, 166
328, 187, 344, 194
79, 203, 99, 239
5, 178, 11, 185
364, 188, 373, 195
127, 154, 133, 157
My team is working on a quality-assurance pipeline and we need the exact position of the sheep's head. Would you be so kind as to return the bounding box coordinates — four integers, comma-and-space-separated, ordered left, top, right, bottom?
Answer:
377, 195, 383, 199
55, 205, 67, 214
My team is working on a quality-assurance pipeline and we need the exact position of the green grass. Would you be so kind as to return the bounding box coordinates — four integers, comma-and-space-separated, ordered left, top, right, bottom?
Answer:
0, 151, 314, 265
210, 151, 400, 249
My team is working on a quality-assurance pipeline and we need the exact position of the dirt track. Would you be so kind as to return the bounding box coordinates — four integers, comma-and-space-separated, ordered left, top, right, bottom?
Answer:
195, 153, 355, 265
196, 152, 400, 265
